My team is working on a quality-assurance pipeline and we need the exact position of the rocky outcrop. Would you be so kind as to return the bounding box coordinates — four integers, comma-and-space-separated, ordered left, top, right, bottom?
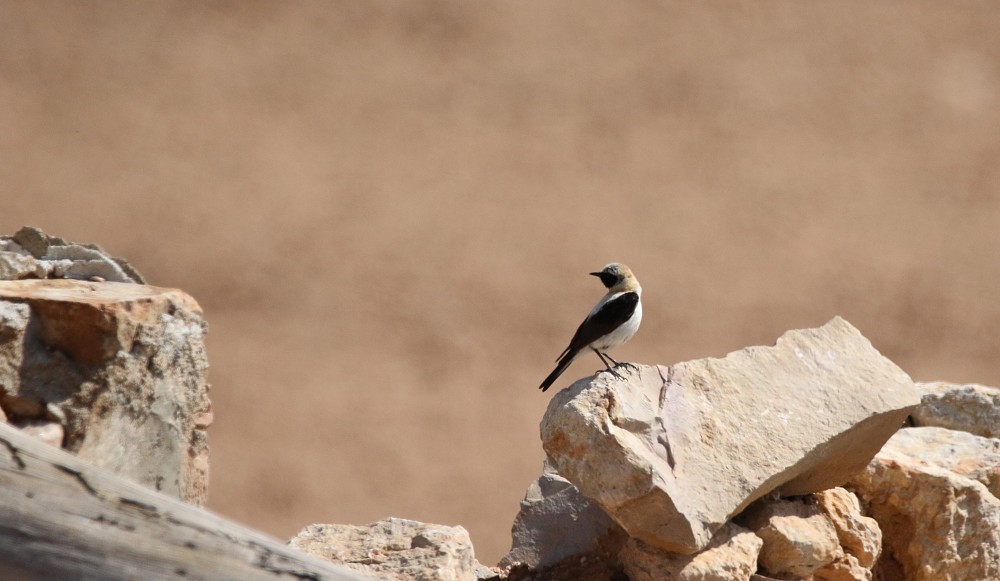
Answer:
4, 228, 996, 581
500, 485, 880, 581
849, 427, 1000, 581
0, 278, 211, 504
540, 317, 917, 554
0, 226, 145, 283
911, 380, 1000, 438
290, 517, 477, 581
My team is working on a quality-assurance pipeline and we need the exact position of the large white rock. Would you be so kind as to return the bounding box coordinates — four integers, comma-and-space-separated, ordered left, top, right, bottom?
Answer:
912, 381, 1000, 438
541, 317, 918, 553
849, 427, 1000, 581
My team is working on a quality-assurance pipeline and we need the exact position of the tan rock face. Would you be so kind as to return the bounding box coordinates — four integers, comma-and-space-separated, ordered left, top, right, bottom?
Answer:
541, 317, 918, 553
885, 426, 1000, 498
290, 517, 477, 581
813, 488, 881, 569
0, 279, 210, 504
620, 522, 762, 581
813, 554, 871, 581
739, 499, 842, 579
849, 427, 1000, 581
912, 381, 1000, 438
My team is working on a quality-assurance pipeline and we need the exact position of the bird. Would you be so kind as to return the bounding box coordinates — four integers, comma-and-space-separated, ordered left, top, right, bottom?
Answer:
539, 262, 643, 392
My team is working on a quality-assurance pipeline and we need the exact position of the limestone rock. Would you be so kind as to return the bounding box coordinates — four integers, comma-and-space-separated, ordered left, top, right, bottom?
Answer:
812, 488, 880, 569
0, 226, 145, 283
14, 419, 65, 448
620, 522, 762, 581
912, 380, 1000, 438
0, 279, 210, 504
541, 317, 918, 553
290, 517, 476, 581
849, 428, 1000, 581
813, 554, 871, 581
885, 426, 1000, 498
499, 461, 626, 571
738, 498, 842, 579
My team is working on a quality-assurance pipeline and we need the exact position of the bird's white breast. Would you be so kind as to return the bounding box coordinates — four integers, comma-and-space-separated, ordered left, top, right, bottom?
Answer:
590, 297, 642, 351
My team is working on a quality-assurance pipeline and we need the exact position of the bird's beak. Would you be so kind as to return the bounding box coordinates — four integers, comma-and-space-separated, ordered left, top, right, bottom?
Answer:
589, 272, 602, 277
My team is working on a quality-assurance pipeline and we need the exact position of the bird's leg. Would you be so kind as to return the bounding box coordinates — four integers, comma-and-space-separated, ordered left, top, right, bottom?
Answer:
592, 348, 624, 379
592, 348, 614, 370
603, 352, 639, 371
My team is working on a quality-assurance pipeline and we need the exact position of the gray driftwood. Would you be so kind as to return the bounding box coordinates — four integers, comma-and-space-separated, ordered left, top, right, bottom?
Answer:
0, 421, 370, 580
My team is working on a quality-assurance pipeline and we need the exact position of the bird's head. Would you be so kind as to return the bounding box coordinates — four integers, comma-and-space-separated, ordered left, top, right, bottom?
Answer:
590, 263, 638, 291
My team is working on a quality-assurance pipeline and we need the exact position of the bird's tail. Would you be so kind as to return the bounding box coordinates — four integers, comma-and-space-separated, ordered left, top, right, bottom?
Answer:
539, 350, 577, 392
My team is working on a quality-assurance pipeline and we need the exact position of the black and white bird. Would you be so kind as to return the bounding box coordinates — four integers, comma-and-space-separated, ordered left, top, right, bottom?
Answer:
539, 263, 643, 392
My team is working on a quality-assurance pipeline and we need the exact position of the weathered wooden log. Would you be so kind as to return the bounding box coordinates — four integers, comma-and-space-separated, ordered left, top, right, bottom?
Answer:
0, 422, 370, 580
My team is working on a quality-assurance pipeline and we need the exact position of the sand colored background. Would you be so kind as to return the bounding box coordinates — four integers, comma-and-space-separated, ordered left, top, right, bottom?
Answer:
2, 1, 998, 564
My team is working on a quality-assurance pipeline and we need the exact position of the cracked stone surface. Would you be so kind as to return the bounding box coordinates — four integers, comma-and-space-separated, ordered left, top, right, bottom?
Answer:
911, 381, 1000, 438
0, 279, 211, 504
849, 427, 1000, 581
290, 517, 477, 581
541, 317, 918, 553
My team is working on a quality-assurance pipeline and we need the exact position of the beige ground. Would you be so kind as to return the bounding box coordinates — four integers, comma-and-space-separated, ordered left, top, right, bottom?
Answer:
2, 2, 999, 565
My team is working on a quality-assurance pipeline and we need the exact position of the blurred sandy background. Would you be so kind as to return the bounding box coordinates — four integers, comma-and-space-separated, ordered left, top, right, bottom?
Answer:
2, 1, 999, 564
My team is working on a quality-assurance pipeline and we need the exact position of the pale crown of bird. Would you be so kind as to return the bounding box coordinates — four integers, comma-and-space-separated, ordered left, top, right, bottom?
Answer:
593, 263, 641, 293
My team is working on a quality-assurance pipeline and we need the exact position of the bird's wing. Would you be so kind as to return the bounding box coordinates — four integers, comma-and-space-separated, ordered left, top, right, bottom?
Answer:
559, 291, 640, 358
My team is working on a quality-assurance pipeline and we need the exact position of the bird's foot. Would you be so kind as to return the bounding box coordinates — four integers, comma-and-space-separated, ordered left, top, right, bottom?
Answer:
602, 367, 626, 381
615, 361, 640, 371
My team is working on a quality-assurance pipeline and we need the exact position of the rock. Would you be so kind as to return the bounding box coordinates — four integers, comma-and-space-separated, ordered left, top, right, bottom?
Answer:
541, 317, 918, 553
813, 554, 871, 581
0, 226, 145, 283
474, 563, 501, 580
0, 279, 210, 504
911, 381, 1000, 438
885, 426, 1000, 498
738, 498, 842, 579
620, 522, 763, 581
499, 461, 626, 571
14, 418, 65, 448
849, 428, 1000, 581
290, 517, 477, 581
812, 488, 880, 569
